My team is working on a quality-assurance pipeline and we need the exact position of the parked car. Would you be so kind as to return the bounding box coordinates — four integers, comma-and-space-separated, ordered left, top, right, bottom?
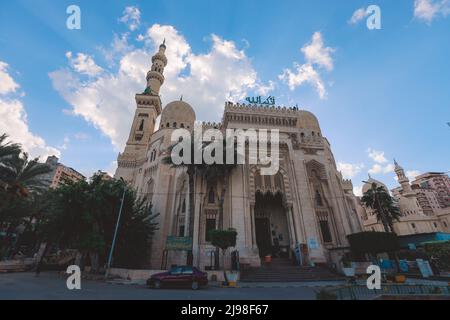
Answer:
146, 266, 208, 290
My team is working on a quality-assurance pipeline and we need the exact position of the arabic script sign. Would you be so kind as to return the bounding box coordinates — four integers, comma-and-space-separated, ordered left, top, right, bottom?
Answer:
245, 96, 276, 105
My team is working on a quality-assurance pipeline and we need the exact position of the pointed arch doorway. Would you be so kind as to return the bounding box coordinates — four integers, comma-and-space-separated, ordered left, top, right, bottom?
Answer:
254, 191, 291, 259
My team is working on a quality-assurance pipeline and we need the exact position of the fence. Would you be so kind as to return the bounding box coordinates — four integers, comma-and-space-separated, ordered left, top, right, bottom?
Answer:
326, 284, 450, 300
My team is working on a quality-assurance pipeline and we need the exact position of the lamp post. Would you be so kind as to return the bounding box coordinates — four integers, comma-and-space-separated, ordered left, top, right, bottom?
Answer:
105, 177, 126, 279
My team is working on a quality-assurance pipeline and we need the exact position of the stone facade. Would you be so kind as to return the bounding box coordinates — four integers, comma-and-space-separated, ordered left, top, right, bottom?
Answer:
114, 42, 363, 270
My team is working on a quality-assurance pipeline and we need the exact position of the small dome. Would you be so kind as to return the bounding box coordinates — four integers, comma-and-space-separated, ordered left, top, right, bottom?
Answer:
362, 178, 389, 195
297, 111, 321, 133
160, 100, 195, 129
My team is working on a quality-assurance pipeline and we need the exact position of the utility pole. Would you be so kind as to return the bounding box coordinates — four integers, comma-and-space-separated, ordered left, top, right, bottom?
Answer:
105, 178, 126, 279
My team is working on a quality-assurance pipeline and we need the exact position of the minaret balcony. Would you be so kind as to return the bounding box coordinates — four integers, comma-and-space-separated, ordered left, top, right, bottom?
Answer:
146, 71, 165, 83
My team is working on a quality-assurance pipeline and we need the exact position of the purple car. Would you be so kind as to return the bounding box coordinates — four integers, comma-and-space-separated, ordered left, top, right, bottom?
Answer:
147, 266, 208, 290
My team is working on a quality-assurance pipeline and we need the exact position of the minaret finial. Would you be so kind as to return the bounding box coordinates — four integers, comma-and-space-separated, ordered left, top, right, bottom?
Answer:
368, 173, 372, 179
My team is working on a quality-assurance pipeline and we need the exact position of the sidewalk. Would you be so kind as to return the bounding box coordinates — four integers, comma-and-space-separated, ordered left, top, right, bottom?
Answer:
105, 276, 450, 288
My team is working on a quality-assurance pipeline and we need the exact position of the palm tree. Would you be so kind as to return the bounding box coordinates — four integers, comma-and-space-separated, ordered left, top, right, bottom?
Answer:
361, 182, 401, 233
163, 135, 240, 232
0, 134, 22, 188
163, 134, 240, 267
162, 134, 205, 240
0, 134, 21, 162
0, 153, 51, 198
0, 152, 51, 258
199, 138, 239, 230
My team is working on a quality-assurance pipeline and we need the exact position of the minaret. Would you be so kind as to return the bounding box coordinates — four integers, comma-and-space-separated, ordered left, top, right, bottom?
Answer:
394, 159, 413, 194
115, 41, 168, 182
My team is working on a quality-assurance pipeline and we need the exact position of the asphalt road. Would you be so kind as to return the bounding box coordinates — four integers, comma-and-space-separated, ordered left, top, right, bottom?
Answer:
0, 272, 317, 300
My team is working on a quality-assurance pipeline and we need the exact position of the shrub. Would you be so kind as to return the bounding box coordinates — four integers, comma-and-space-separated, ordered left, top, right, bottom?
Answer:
316, 289, 337, 300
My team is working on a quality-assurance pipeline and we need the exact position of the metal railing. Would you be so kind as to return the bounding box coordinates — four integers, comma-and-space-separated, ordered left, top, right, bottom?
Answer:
326, 284, 450, 300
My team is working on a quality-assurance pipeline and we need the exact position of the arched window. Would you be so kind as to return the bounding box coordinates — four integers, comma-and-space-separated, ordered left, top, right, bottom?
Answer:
180, 123, 184, 128
275, 172, 284, 190
208, 188, 215, 204
166, 122, 170, 128
173, 122, 177, 128
315, 189, 323, 207
255, 170, 262, 189
139, 119, 144, 131
181, 198, 186, 213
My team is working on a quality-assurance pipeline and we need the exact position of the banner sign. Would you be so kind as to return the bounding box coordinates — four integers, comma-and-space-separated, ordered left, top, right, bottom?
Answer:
165, 236, 192, 251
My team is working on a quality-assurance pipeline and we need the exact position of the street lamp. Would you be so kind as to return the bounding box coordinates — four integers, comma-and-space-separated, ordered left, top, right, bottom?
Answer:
105, 177, 127, 279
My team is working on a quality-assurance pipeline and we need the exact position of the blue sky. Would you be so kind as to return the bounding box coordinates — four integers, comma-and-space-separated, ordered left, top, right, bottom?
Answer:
0, 0, 449, 194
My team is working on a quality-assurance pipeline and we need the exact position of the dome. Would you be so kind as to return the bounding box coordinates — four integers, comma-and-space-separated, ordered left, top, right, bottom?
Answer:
362, 178, 389, 195
297, 111, 321, 133
160, 100, 196, 129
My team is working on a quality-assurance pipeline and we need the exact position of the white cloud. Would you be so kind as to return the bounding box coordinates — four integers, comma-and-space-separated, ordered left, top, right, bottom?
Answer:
0, 60, 59, 159
348, 8, 368, 25
119, 6, 141, 31
368, 163, 395, 175
353, 185, 363, 197
301, 32, 335, 71
414, 0, 450, 23
65, 52, 103, 77
50, 24, 273, 150
337, 162, 365, 179
406, 170, 421, 181
279, 63, 326, 98
279, 32, 334, 99
58, 135, 70, 150
99, 33, 134, 66
0, 61, 20, 95
105, 160, 118, 177
0, 99, 60, 159
365, 148, 396, 176
367, 148, 388, 164
74, 132, 90, 140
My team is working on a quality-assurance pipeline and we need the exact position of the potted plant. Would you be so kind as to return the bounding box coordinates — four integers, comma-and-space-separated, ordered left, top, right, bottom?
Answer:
264, 252, 272, 265
209, 228, 238, 286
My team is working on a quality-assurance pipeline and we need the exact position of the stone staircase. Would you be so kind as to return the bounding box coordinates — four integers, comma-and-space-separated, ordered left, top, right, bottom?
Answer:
240, 258, 344, 282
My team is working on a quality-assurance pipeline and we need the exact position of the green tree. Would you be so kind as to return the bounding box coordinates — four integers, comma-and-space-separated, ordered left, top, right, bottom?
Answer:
163, 134, 240, 267
40, 176, 159, 271
361, 182, 401, 233
0, 152, 51, 198
0, 134, 21, 169
163, 136, 240, 229
209, 228, 237, 284
199, 138, 239, 230
0, 149, 51, 258
162, 134, 205, 239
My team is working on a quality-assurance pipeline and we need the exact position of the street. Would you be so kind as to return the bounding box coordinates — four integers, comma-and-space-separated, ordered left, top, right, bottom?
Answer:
0, 272, 318, 300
